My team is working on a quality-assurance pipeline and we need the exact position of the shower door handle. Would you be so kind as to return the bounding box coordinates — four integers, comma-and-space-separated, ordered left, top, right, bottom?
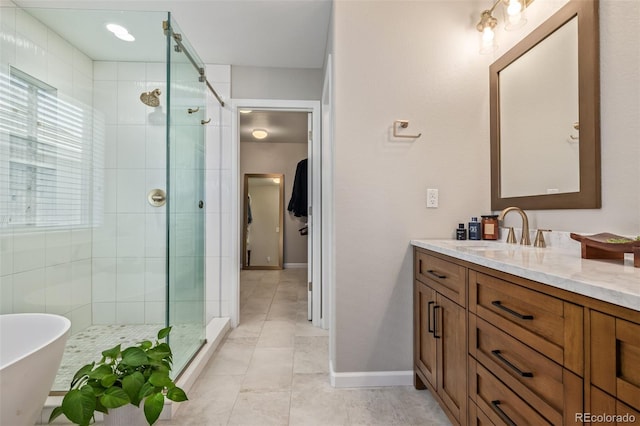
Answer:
198, 200, 204, 209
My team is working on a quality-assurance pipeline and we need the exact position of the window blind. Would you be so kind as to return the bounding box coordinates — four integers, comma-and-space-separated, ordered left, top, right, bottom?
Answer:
0, 67, 94, 229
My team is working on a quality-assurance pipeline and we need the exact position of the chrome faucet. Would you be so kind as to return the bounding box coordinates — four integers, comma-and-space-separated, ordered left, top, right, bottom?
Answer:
498, 206, 531, 245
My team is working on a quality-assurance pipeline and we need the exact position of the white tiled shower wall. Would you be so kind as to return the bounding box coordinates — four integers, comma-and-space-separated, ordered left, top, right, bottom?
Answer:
0, 7, 94, 333
91, 61, 168, 326
0, 4, 231, 332
204, 64, 232, 322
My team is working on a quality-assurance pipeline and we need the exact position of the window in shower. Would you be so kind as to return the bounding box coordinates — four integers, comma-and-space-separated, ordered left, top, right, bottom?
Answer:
0, 67, 93, 228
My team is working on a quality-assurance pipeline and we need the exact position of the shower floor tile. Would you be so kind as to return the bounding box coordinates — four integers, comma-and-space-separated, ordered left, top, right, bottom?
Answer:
53, 323, 202, 391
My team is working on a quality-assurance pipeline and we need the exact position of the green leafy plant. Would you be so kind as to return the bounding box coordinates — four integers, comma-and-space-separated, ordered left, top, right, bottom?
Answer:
606, 236, 640, 243
49, 326, 188, 426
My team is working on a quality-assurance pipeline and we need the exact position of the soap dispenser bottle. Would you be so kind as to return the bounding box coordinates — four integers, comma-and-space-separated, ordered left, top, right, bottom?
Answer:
468, 217, 481, 240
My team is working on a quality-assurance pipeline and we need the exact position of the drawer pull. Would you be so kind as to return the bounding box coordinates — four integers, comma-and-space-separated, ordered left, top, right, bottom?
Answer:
491, 400, 517, 426
491, 301, 534, 320
427, 270, 447, 279
491, 350, 534, 378
433, 305, 441, 339
427, 301, 435, 334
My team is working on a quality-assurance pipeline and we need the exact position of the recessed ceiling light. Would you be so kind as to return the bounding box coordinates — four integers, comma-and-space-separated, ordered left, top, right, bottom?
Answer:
106, 23, 135, 42
252, 129, 268, 139
115, 32, 135, 42
239, 109, 252, 114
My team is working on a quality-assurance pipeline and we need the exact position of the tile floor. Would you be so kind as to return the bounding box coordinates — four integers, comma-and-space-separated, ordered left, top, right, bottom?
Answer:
159, 268, 450, 426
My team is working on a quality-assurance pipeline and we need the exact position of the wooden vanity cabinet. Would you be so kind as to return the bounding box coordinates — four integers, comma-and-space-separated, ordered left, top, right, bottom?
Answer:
413, 246, 640, 426
468, 270, 584, 426
590, 310, 640, 417
414, 249, 467, 425
590, 386, 640, 426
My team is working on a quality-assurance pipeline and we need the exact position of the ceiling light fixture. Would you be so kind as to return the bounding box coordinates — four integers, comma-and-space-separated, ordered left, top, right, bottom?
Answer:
252, 129, 268, 140
476, 0, 531, 54
106, 23, 135, 42
239, 109, 252, 114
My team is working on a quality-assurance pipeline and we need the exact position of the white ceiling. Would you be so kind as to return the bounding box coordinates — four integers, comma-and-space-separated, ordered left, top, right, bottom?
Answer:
15, 0, 330, 143
14, 0, 332, 69
240, 110, 308, 143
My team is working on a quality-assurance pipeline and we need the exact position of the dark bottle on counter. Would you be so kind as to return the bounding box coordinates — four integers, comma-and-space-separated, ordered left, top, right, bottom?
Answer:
456, 223, 467, 240
469, 217, 482, 240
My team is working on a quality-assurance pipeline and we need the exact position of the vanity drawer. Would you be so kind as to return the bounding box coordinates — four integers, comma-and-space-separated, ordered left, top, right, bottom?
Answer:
468, 400, 496, 426
415, 249, 466, 306
469, 314, 583, 424
469, 360, 553, 426
469, 270, 583, 368
590, 386, 640, 425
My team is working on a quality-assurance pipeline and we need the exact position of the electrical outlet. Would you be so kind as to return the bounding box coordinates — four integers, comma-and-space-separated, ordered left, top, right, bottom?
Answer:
427, 188, 438, 208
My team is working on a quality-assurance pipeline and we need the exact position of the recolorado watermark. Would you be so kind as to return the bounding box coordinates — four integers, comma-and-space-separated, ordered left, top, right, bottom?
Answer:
576, 413, 637, 423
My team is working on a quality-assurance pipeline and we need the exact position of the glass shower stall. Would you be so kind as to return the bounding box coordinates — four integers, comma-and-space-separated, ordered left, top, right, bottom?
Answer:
0, 5, 210, 390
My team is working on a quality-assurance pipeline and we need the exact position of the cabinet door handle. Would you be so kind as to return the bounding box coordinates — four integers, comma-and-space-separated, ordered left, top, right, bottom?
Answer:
433, 305, 441, 339
427, 270, 447, 279
427, 301, 435, 334
491, 301, 534, 320
491, 350, 534, 378
490, 400, 517, 426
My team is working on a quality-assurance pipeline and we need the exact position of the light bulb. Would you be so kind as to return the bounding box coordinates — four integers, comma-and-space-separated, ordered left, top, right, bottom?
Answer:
504, 0, 527, 31
252, 129, 268, 139
482, 27, 495, 43
507, 0, 522, 16
480, 26, 497, 54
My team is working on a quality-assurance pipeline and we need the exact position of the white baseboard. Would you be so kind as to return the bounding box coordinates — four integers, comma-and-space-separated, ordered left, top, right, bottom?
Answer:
284, 263, 308, 269
329, 361, 414, 388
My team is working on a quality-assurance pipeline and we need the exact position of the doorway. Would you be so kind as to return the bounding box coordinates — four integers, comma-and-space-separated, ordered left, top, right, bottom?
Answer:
230, 99, 323, 329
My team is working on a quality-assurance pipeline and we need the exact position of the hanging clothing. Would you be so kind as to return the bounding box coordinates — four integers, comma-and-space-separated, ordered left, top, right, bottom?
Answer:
287, 158, 308, 217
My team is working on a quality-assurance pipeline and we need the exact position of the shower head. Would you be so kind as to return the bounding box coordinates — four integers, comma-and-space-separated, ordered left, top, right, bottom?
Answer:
140, 88, 161, 107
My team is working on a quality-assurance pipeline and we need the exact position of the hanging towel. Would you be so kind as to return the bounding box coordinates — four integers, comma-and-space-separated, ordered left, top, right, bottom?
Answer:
287, 158, 308, 217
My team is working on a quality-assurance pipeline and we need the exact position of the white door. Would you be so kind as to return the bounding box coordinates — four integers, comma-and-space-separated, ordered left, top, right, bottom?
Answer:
307, 112, 322, 325
307, 113, 313, 320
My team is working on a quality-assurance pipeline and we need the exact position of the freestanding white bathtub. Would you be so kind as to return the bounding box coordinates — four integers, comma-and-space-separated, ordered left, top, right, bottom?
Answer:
0, 313, 71, 426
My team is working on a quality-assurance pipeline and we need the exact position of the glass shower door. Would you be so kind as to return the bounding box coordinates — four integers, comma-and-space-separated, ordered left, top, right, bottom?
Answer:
166, 14, 206, 374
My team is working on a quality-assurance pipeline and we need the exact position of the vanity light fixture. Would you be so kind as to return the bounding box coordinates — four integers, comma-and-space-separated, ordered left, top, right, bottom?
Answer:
252, 129, 268, 139
106, 23, 135, 42
476, 0, 531, 54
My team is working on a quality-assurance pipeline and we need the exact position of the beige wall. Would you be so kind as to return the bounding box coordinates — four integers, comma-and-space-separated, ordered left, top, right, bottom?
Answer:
240, 141, 309, 265
231, 66, 323, 100
330, 0, 640, 374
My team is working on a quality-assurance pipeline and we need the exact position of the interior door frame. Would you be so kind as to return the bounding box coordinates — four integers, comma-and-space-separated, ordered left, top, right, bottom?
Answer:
230, 99, 322, 328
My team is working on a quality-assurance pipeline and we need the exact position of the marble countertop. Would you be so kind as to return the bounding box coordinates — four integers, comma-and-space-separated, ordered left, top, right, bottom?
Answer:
410, 239, 640, 312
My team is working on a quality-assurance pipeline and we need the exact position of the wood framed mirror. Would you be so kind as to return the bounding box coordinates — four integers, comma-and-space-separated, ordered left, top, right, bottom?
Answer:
490, 0, 600, 210
243, 173, 284, 270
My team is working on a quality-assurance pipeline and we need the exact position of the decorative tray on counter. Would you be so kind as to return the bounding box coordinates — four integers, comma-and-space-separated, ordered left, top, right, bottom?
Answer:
570, 232, 640, 268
